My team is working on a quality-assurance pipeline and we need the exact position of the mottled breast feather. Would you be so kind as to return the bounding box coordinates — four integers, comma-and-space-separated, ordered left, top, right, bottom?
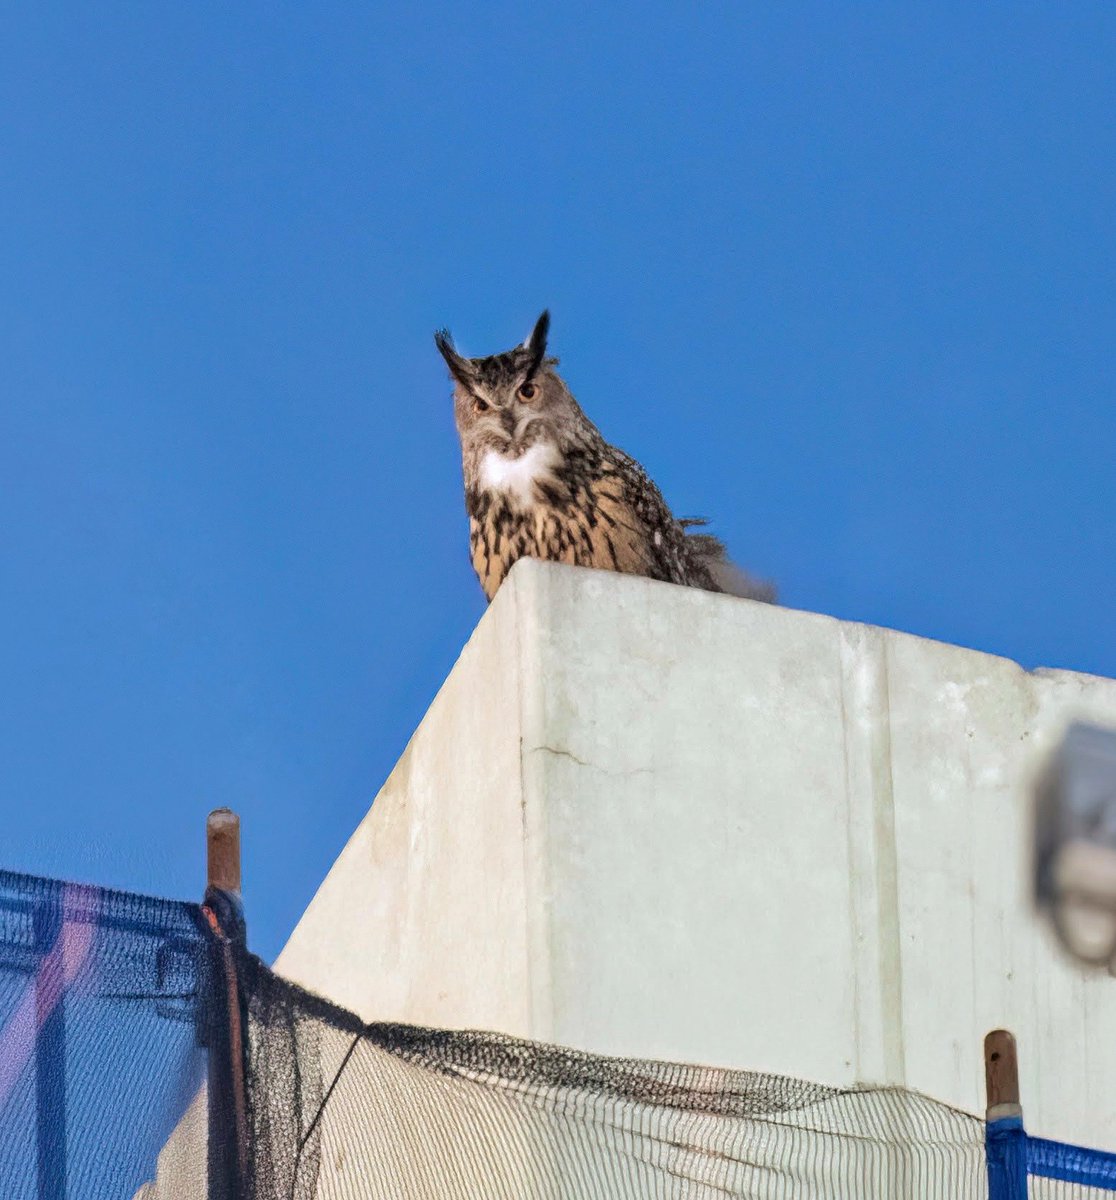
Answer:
466, 440, 720, 601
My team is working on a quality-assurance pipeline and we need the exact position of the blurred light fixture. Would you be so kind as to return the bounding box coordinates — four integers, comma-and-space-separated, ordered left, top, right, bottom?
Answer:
1034, 723, 1116, 967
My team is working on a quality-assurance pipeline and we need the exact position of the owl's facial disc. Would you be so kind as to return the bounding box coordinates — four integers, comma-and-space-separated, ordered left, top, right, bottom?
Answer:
468, 400, 553, 461
438, 320, 573, 480
452, 350, 558, 453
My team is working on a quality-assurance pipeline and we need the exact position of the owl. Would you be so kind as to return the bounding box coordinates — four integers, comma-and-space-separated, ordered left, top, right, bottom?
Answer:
435, 311, 774, 604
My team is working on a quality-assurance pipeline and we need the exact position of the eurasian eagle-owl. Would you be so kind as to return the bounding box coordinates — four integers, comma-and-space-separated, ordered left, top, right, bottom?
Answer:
436, 311, 773, 604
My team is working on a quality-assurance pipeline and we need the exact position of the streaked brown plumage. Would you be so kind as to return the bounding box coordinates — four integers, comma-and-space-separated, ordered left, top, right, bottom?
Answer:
435, 311, 773, 604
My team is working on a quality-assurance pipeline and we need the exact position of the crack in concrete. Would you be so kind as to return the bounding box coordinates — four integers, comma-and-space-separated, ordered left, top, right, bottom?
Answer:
528, 744, 653, 780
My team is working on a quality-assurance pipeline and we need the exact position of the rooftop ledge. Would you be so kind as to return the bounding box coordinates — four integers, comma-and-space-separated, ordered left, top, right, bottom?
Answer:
275, 557, 1116, 1148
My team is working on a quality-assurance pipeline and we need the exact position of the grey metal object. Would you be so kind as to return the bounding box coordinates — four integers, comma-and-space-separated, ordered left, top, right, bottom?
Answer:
1034, 723, 1116, 966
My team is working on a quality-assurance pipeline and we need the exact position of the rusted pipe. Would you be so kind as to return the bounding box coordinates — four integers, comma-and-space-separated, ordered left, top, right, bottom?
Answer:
204, 808, 248, 1199
984, 1029, 1022, 1122
207, 808, 242, 895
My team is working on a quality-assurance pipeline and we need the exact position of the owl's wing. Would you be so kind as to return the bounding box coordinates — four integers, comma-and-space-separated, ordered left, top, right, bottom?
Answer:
594, 447, 700, 583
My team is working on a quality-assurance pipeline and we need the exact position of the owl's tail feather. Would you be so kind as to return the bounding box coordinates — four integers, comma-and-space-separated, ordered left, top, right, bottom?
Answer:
684, 528, 777, 604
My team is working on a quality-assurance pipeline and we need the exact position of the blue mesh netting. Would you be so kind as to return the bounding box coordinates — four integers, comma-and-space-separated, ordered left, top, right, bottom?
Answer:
0, 870, 209, 1199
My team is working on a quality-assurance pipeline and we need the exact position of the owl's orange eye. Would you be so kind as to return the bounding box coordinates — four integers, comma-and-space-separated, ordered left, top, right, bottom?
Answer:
473, 396, 489, 414
517, 382, 538, 402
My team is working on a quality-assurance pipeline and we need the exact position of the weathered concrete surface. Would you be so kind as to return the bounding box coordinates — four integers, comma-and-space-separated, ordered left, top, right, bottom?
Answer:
276, 558, 1116, 1148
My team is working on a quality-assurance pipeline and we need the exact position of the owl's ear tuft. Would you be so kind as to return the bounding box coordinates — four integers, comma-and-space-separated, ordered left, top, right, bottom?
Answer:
434, 328, 474, 388
522, 310, 550, 376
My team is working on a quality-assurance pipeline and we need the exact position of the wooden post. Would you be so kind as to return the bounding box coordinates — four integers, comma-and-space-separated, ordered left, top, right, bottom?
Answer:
207, 808, 242, 895
984, 1029, 1027, 1199
204, 808, 248, 1200
984, 1029, 1022, 1121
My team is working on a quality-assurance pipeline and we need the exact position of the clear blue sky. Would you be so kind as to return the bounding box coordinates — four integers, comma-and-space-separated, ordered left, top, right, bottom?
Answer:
3, 5, 1114, 961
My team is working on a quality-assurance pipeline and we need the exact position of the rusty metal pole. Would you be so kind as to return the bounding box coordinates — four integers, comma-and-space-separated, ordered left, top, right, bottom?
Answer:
204, 808, 248, 1200
207, 808, 242, 895
984, 1029, 1026, 1200
984, 1029, 1022, 1121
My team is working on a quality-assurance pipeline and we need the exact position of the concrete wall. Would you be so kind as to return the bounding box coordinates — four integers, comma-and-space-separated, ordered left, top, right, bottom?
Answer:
276, 558, 1116, 1149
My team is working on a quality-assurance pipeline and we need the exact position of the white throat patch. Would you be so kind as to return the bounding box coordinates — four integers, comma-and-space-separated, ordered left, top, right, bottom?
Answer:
478, 443, 558, 509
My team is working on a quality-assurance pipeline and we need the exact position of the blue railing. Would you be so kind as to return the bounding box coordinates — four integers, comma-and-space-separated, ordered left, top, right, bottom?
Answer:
987, 1114, 1116, 1197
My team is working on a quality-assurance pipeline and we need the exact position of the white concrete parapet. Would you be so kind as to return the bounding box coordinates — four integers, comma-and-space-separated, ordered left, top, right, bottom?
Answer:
276, 559, 1116, 1148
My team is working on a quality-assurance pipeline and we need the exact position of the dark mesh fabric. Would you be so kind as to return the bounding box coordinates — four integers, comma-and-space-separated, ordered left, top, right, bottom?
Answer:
0, 870, 209, 1200
236, 953, 1116, 1199
239, 953, 992, 1199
